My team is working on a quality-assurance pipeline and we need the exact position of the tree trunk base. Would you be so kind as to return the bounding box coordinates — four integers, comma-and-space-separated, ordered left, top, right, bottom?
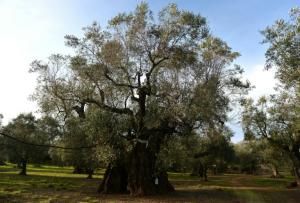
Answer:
98, 164, 128, 194
270, 174, 284, 178
286, 181, 298, 189
98, 140, 175, 196
19, 170, 27, 176
126, 142, 174, 196
98, 164, 174, 195
155, 171, 175, 194
126, 171, 174, 196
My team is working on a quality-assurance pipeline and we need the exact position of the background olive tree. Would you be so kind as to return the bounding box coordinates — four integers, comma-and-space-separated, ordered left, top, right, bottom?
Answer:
1, 114, 51, 175
241, 7, 300, 184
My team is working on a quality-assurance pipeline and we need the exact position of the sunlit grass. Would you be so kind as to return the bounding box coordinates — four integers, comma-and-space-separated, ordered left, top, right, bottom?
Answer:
0, 163, 104, 178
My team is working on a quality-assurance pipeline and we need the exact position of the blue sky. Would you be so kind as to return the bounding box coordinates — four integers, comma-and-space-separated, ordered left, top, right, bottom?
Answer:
0, 0, 299, 142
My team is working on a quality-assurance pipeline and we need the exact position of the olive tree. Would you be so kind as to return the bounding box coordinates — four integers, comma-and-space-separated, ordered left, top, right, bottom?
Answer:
242, 7, 300, 184
262, 7, 300, 88
2, 113, 50, 175
241, 95, 300, 183
193, 127, 235, 180
234, 140, 262, 174
31, 3, 248, 195
258, 140, 290, 178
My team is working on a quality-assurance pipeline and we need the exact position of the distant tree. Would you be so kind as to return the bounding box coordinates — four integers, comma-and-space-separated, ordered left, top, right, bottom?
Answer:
48, 108, 119, 178
157, 133, 199, 173
31, 3, 249, 195
241, 95, 300, 183
157, 127, 235, 182
234, 141, 262, 174
62, 116, 100, 179
2, 113, 50, 175
193, 128, 235, 181
241, 7, 300, 184
257, 140, 290, 178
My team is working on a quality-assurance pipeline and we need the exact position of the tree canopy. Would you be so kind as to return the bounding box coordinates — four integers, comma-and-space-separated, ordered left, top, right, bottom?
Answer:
29, 3, 249, 195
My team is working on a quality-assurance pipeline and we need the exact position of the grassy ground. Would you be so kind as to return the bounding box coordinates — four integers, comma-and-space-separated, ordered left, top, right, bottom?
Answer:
0, 163, 299, 203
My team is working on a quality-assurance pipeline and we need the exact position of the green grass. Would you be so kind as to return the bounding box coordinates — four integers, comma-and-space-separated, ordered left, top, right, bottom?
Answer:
0, 164, 299, 202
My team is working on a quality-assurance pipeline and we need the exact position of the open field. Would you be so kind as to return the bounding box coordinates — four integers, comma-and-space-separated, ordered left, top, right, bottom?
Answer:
0, 164, 299, 203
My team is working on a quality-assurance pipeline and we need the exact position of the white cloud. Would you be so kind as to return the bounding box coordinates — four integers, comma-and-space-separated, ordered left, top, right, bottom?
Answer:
245, 64, 277, 100
229, 64, 278, 143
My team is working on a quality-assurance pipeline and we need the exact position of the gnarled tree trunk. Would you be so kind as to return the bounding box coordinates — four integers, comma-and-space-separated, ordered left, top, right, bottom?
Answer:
98, 163, 128, 194
127, 142, 174, 195
98, 141, 174, 195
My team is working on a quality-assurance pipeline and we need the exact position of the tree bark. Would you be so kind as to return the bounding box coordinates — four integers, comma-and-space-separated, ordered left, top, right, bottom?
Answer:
98, 163, 128, 194
127, 142, 174, 195
98, 142, 174, 195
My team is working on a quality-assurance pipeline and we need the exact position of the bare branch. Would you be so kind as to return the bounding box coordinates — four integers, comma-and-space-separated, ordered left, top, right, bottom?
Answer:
84, 98, 134, 116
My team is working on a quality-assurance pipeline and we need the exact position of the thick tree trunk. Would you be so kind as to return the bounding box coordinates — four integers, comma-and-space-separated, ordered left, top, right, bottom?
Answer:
98, 163, 128, 194
127, 143, 174, 195
98, 143, 174, 195
19, 160, 27, 176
